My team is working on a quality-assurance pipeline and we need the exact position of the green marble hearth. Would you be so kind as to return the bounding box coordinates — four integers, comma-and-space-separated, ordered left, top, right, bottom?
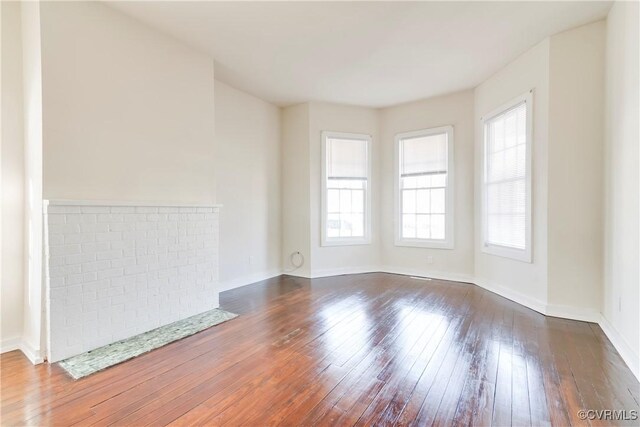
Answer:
58, 308, 238, 380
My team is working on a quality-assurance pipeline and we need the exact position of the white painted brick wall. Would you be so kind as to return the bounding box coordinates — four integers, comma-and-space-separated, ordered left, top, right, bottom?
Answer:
44, 202, 220, 362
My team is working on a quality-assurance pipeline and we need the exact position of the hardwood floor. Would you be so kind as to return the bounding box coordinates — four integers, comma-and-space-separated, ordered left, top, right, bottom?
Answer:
1, 273, 638, 426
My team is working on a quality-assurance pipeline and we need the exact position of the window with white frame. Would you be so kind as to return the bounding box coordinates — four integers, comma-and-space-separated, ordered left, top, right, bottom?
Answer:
395, 126, 454, 248
482, 92, 532, 262
321, 132, 371, 246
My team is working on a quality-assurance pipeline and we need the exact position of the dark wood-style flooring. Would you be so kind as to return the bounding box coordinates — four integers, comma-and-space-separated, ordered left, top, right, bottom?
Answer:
1, 273, 638, 426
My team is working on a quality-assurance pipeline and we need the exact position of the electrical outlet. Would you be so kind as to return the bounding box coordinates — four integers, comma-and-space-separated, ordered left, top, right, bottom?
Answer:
249, 256, 255, 266
426, 256, 433, 264
619, 296, 622, 312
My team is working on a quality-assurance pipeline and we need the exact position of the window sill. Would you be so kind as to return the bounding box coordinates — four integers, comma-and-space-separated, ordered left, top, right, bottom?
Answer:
321, 238, 371, 247
481, 243, 531, 263
395, 238, 453, 250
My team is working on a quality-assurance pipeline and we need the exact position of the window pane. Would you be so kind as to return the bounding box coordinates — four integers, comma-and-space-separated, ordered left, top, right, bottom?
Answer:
402, 214, 416, 238
403, 189, 416, 214
431, 173, 446, 188
327, 214, 340, 237
402, 176, 418, 189
503, 147, 518, 180
487, 151, 505, 183
514, 180, 525, 214
340, 190, 352, 214
340, 213, 353, 237
352, 213, 364, 237
324, 134, 369, 243
398, 128, 451, 244
416, 189, 430, 214
512, 213, 526, 248
504, 110, 517, 148
416, 174, 430, 188
484, 101, 527, 250
431, 214, 445, 240
416, 214, 430, 239
351, 190, 364, 213
431, 188, 445, 214
491, 119, 504, 152
328, 178, 365, 189
487, 214, 503, 245
327, 189, 340, 213
516, 144, 526, 177
487, 183, 500, 214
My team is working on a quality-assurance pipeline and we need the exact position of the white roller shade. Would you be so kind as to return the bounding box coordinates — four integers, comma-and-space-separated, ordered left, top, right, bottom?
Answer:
400, 133, 448, 176
327, 137, 368, 179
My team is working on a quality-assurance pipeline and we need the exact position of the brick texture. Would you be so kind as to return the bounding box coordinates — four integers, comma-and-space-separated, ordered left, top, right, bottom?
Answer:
44, 204, 220, 362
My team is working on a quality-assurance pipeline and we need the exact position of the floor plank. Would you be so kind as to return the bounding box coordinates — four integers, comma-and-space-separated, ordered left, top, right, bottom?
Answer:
1, 273, 638, 426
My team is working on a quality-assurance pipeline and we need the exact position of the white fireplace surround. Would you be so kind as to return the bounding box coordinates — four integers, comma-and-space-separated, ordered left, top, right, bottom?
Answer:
43, 200, 221, 362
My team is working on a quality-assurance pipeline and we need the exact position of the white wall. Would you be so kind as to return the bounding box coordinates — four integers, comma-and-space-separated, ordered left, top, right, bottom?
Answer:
215, 81, 282, 290
1, 0, 25, 351
474, 39, 550, 308
547, 21, 605, 316
308, 102, 381, 275
39, 1, 216, 204
379, 91, 475, 280
603, 1, 639, 376
21, 0, 45, 363
7, 0, 217, 362
281, 104, 311, 277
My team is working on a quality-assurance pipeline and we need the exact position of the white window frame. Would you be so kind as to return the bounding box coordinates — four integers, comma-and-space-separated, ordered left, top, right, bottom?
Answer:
321, 131, 372, 246
394, 125, 455, 249
481, 91, 533, 263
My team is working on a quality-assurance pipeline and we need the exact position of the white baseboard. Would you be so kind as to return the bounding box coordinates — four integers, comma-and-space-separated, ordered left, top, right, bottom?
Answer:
545, 303, 601, 323
598, 315, 640, 381
309, 265, 382, 279
473, 278, 603, 323
19, 340, 44, 364
0, 336, 22, 353
0, 337, 44, 364
218, 269, 283, 292
379, 265, 475, 284
474, 278, 548, 316
283, 265, 475, 283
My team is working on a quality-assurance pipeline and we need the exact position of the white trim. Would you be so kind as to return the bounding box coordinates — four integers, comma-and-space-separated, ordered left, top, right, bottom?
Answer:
598, 315, 640, 381
0, 336, 22, 354
1, 338, 45, 364
19, 340, 44, 364
218, 269, 283, 293
21, 0, 45, 369
380, 265, 473, 284
481, 91, 533, 263
285, 265, 473, 284
308, 265, 382, 279
473, 277, 548, 315
545, 303, 601, 323
43, 207, 52, 363
283, 270, 313, 279
320, 131, 372, 247
45, 199, 222, 208
394, 125, 455, 249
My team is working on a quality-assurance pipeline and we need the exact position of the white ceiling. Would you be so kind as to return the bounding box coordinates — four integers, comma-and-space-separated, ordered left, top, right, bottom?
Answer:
109, 1, 612, 108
